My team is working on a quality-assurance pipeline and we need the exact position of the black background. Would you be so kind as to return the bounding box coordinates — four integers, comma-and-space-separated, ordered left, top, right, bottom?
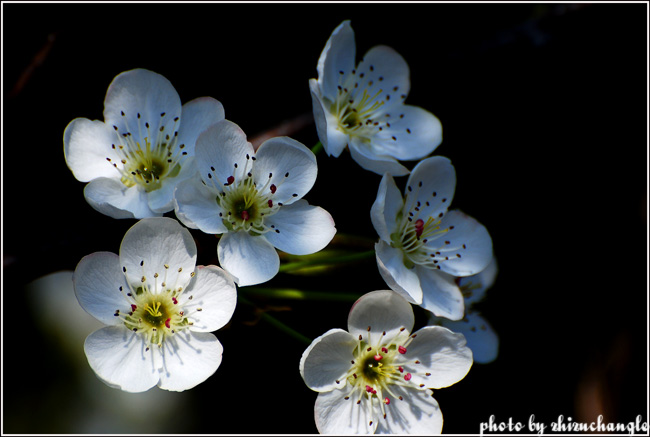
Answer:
3, 2, 647, 434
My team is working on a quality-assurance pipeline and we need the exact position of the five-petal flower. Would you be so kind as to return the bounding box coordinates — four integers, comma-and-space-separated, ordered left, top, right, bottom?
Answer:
371, 156, 493, 320
429, 258, 499, 364
174, 119, 336, 286
64, 68, 225, 218
300, 290, 473, 434
73, 217, 237, 392
310, 20, 443, 176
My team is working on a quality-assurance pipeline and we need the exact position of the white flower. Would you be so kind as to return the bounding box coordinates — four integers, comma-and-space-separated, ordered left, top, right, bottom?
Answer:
309, 20, 443, 176
174, 119, 336, 286
73, 217, 237, 392
371, 156, 493, 321
64, 68, 225, 219
429, 258, 499, 364
300, 290, 472, 434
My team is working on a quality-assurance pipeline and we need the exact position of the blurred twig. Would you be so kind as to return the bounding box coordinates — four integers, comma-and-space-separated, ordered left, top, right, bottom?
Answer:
9, 32, 56, 98
249, 112, 314, 150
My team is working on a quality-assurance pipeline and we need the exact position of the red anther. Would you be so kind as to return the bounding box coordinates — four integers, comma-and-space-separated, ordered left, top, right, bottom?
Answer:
165, 318, 171, 329
381, 347, 388, 353
414, 219, 425, 237
270, 184, 277, 194
398, 346, 407, 354
131, 304, 137, 312
372, 389, 377, 394
172, 297, 178, 305
374, 354, 383, 361
398, 366, 404, 373
226, 176, 235, 185
241, 210, 249, 221
404, 373, 412, 381
384, 397, 391, 405
268, 199, 273, 208
366, 385, 373, 393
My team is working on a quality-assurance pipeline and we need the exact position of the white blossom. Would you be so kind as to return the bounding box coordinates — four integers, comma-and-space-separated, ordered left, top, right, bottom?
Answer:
300, 290, 472, 434
310, 21, 442, 176
64, 68, 224, 218
73, 217, 237, 392
174, 119, 336, 286
371, 156, 493, 320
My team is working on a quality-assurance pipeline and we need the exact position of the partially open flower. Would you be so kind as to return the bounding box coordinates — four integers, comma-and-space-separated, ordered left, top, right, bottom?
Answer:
300, 290, 472, 434
64, 68, 225, 218
310, 21, 442, 176
73, 217, 237, 392
371, 156, 493, 320
174, 119, 336, 286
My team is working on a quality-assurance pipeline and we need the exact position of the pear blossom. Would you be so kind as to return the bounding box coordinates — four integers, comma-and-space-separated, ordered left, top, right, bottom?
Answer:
174, 119, 336, 286
73, 217, 237, 392
309, 20, 442, 176
64, 68, 225, 218
371, 156, 493, 321
429, 258, 499, 364
300, 290, 472, 434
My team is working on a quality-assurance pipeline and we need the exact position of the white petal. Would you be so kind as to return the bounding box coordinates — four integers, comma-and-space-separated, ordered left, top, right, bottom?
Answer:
73, 252, 130, 325
195, 120, 255, 188
300, 328, 357, 392
84, 326, 159, 393
175, 97, 225, 157
103, 69, 181, 137
173, 174, 228, 234
119, 217, 197, 290
348, 290, 414, 341
314, 388, 376, 434
401, 326, 473, 389
156, 331, 224, 392
375, 240, 423, 304
309, 79, 349, 158
349, 138, 410, 176
182, 266, 237, 332
417, 267, 465, 321
356, 45, 410, 111
403, 156, 456, 218
217, 232, 279, 286
146, 171, 180, 214
317, 20, 356, 100
373, 105, 443, 161
264, 200, 336, 255
370, 173, 404, 243
64, 118, 121, 182
376, 386, 443, 434
430, 210, 493, 277
84, 177, 158, 219
253, 136, 317, 205
434, 311, 499, 364
459, 257, 498, 306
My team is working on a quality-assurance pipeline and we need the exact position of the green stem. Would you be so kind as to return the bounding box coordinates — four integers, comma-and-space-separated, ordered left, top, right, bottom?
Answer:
237, 295, 312, 345
278, 250, 375, 273
240, 287, 362, 302
311, 141, 323, 155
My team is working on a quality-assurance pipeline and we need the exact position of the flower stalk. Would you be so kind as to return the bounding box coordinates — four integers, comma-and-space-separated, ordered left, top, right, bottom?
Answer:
240, 286, 362, 303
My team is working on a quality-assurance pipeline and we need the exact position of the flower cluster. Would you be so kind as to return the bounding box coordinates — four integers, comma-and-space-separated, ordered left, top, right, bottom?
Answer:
299, 21, 497, 434
64, 20, 497, 434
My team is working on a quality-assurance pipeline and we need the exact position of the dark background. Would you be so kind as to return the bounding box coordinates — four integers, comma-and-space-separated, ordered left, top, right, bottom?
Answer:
3, 3, 647, 434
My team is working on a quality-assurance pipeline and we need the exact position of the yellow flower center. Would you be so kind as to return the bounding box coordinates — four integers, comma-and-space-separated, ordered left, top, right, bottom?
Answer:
106, 111, 186, 192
